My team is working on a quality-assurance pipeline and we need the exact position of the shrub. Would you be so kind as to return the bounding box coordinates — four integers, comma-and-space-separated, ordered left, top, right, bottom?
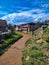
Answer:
26, 60, 34, 65
0, 49, 4, 56
43, 43, 49, 50
0, 33, 22, 55
34, 60, 44, 65
22, 59, 44, 65
42, 35, 49, 42
25, 39, 32, 47
5, 32, 12, 39
22, 49, 28, 60
39, 43, 43, 46
44, 28, 49, 33
31, 46, 38, 50
34, 37, 41, 42
29, 50, 44, 58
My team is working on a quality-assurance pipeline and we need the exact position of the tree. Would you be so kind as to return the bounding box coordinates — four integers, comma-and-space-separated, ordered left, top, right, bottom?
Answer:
0, 32, 2, 42
14, 25, 16, 28
7, 24, 15, 34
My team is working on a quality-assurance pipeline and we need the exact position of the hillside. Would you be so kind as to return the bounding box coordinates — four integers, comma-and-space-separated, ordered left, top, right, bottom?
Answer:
22, 27, 49, 65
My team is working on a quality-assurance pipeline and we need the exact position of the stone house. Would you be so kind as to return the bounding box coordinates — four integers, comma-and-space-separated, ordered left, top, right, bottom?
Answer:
16, 22, 42, 34
0, 20, 8, 32
0, 20, 8, 41
42, 20, 49, 30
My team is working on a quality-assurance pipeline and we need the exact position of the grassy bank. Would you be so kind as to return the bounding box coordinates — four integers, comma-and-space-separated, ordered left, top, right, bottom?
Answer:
0, 32, 22, 56
22, 28, 49, 65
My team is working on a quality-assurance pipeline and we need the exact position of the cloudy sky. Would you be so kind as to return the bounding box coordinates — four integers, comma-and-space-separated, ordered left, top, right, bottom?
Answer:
0, 0, 49, 25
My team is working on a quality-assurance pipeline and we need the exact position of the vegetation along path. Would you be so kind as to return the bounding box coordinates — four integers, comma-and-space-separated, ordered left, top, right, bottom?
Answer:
0, 32, 32, 65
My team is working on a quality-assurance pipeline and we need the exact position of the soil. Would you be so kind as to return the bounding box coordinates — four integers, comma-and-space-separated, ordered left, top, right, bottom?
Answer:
0, 32, 32, 65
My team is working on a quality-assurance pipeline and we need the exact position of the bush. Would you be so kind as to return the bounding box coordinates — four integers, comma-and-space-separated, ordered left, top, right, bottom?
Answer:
43, 43, 49, 50
34, 37, 41, 42
42, 35, 49, 42
39, 43, 43, 46
5, 32, 12, 39
22, 49, 28, 60
25, 39, 32, 47
34, 60, 44, 65
22, 59, 44, 65
29, 50, 44, 58
0, 49, 4, 56
31, 46, 38, 50
26, 60, 34, 65
44, 28, 49, 33
0, 33, 22, 55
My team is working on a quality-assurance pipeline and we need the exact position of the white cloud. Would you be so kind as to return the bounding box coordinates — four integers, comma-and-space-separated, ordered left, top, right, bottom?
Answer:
41, 3, 49, 8
42, 4, 49, 8
34, 13, 49, 21
1, 9, 49, 25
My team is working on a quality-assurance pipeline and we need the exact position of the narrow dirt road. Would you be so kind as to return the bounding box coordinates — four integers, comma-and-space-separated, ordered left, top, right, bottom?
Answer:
0, 32, 32, 65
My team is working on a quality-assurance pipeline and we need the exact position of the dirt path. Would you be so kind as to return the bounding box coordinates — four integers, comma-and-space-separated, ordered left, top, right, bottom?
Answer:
0, 32, 32, 65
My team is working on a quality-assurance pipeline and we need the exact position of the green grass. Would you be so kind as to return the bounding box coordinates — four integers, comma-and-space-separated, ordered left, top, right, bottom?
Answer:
34, 60, 44, 65
39, 42, 43, 46
29, 50, 44, 58
43, 28, 49, 33
42, 28, 49, 43
22, 38, 45, 65
23, 59, 44, 65
22, 27, 49, 65
22, 49, 28, 60
22, 49, 44, 65
34, 37, 41, 41
42, 35, 49, 42
25, 39, 32, 47
0, 33, 22, 55
32, 28, 39, 35
31, 46, 38, 50
43, 43, 49, 50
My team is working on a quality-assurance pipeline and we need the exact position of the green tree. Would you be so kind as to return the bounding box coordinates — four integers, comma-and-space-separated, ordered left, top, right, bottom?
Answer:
7, 24, 15, 34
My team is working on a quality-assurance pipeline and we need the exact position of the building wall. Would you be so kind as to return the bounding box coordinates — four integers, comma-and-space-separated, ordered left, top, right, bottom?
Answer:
0, 20, 8, 32
16, 22, 42, 34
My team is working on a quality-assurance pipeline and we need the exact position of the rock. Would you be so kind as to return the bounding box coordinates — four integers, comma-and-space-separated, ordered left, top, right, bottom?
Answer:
48, 59, 49, 61
25, 56, 29, 61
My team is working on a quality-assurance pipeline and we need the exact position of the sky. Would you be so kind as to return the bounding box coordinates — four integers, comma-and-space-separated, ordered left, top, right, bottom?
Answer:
0, 0, 49, 25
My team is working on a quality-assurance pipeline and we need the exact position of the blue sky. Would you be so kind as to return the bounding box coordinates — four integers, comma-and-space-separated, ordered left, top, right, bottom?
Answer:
0, 0, 49, 25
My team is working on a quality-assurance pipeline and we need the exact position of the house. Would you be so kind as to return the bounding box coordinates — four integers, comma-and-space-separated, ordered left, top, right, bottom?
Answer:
42, 20, 49, 30
16, 22, 35, 33
16, 22, 42, 34
46, 20, 49, 28
0, 20, 8, 41
0, 20, 8, 32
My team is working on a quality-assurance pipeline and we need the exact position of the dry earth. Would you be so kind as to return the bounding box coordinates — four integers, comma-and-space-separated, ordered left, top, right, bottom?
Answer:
0, 32, 32, 65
